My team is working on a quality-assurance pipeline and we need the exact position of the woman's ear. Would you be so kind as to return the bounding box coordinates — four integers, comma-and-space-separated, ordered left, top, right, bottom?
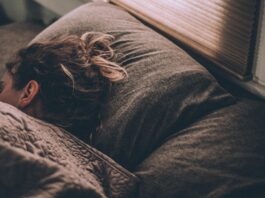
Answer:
18, 80, 40, 109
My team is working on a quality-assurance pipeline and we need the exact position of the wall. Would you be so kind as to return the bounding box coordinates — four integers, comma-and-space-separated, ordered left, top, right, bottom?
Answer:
253, 0, 265, 86
0, 0, 102, 22
34, 0, 87, 16
0, 0, 30, 21
239, 0, 265, 98
0, 0, 58, 24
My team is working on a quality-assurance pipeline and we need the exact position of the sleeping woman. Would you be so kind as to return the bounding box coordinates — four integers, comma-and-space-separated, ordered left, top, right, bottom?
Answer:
0, 32, 128, 142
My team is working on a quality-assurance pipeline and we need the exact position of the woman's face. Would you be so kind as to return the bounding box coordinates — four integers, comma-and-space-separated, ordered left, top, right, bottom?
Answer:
0, 72, 22, 107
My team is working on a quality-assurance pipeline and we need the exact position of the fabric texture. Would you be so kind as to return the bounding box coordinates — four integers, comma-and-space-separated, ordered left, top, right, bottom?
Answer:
31, 2, 235, 169
134, 98, 265, 198
0, 102, 138, 198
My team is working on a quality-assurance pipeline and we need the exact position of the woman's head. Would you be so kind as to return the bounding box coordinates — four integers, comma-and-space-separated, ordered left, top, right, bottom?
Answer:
0, 32, 128, 141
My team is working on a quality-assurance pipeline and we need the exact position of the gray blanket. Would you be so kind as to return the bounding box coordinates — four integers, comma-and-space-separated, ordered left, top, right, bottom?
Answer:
0, 102, 138, 198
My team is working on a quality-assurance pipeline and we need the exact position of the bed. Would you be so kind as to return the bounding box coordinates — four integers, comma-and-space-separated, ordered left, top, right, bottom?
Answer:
1, 1, 265, 197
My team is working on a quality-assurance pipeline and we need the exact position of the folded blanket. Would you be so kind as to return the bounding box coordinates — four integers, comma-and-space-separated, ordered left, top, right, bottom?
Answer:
0, 102, 138, 198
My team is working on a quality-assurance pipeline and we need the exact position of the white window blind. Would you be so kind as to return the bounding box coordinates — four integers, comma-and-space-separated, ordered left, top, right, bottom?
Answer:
111, 0, 261, 80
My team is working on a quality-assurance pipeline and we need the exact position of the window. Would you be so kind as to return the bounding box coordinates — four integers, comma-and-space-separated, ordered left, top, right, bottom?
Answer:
111, 0, 261, 80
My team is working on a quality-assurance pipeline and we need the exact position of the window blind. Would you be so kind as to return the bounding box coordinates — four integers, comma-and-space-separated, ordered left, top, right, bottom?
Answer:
110, 0, 261, 80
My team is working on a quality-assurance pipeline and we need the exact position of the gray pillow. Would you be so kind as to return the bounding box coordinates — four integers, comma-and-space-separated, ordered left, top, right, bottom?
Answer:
134, 99, 265, 197
31, 2, 235, 169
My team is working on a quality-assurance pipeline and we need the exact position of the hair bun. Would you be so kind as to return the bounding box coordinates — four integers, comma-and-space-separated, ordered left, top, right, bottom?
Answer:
80, 32, 128, 82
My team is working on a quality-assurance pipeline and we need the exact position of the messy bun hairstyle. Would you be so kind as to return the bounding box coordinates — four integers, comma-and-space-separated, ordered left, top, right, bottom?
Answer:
5, 32, 128, 141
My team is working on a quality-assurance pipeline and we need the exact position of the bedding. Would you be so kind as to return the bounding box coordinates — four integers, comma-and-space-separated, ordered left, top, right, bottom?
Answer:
0, 102, 138, 198
135, 98, 265, 198
31, 2, 235, 169
0, 1, 265, 198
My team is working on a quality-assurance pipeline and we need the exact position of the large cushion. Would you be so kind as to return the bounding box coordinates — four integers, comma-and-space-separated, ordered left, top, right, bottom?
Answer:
31, 2, 235, 169
134, 98, 265, 197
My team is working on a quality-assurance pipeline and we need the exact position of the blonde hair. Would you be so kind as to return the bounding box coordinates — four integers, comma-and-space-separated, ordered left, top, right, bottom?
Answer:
6, 32, 128, 141
81, 32, 127, 81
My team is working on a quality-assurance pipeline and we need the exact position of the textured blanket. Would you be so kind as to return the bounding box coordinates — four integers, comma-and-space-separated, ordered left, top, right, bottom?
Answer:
0, 102, 138, 198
